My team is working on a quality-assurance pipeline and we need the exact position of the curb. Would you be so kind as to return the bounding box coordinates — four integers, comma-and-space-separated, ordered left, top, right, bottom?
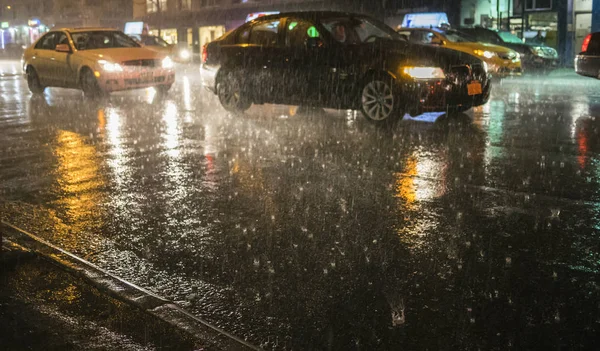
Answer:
0, 220, 261, 351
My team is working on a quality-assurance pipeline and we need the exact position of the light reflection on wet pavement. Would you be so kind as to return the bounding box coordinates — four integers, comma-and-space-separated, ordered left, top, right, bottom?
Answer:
1, 61, 600, 349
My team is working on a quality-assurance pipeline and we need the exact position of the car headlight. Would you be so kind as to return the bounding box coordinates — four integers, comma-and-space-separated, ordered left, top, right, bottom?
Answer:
179, 49, 190, 60
162, 56, 174, 69
474, 49, 496, 59
98, 60, 123, 72
402, 66, 445, 79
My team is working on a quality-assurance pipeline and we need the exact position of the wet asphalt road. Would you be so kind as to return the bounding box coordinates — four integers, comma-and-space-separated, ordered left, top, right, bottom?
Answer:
1, 59, 600, 350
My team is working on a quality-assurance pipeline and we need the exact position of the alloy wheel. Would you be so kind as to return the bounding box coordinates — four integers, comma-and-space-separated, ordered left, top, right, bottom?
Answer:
361, 80, 394, 121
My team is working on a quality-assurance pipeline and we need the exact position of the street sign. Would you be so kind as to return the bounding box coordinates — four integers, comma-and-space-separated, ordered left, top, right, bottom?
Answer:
1, 22, 9, 29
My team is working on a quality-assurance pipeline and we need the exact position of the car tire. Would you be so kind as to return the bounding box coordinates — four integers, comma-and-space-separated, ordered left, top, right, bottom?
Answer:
80, 68, 104, 98
217, 72, 251, 113
156, 84, 172, 95
26, 67, 45, 94
359, 75, 401, 123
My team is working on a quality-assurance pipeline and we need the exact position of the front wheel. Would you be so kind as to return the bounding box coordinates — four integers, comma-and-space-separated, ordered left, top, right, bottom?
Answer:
80, 68, 104, 98
217, 72, 251, 113
360, 77, 400, 123
26, 67, 45, 94
156, 84, 172, 96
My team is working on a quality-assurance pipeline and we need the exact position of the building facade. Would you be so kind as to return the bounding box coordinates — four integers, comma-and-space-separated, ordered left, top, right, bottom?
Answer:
459, 0, 595, 66
0, 0, 133, 48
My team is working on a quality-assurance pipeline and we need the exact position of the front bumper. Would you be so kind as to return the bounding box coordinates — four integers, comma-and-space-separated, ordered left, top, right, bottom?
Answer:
523, 55, 559, 70
402, 74, 491, 114
488, 61, 522, 77
97, 68, 175, 92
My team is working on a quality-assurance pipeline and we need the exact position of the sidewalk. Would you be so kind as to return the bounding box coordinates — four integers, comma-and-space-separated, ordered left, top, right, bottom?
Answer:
0, 240, 201, 351
0, 221, 259, 351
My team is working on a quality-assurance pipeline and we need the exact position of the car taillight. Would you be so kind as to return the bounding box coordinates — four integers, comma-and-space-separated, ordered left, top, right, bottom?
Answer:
201, 44, 208, 64
582, 34, 592, 52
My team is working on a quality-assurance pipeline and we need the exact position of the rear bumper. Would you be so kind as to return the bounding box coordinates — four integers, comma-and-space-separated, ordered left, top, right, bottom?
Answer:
97, 68, 175, 92
574, 55, 598, 78
200, 64, 218, 93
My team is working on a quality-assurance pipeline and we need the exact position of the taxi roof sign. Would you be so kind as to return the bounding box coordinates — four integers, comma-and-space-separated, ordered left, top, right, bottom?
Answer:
246, 12, 279, 23
401, 13, 449, 29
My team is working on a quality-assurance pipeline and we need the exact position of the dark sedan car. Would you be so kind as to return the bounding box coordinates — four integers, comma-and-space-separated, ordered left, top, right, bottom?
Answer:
201, 12, 491, 123
459, 27, 559, 72
575, 32, 600, 78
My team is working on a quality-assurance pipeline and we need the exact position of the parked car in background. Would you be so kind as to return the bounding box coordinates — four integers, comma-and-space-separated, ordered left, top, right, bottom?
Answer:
202, 11, 491, 123
458, 27, 559, 72
575, 32, 600, 78
397, 27, 521, 77
22, 28, 175, 97
130, 34, 191, 63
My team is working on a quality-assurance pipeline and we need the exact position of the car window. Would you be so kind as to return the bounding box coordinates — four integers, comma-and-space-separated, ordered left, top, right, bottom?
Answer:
56, 32, 69, 46
462, 29, 502, 44
408, 30, 436, 44
71, 31, 140, 50
237, 26, 251, 44
285, 19, 320, 48
440, 30, 474, 43
321, 17, 397, 44
35, 33, 56, 50
249, 19, 280, 47
498, 31, 524, 44
588, 33, 600, 54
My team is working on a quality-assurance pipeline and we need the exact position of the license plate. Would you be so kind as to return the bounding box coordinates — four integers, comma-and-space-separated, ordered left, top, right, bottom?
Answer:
467, 81, 482, 96
140, 72, 153, 80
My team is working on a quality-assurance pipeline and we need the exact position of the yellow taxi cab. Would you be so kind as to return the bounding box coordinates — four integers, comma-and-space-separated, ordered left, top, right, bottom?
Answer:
129, 34, 191, 62
398, 27, 522, 77
22, 28, 176, 97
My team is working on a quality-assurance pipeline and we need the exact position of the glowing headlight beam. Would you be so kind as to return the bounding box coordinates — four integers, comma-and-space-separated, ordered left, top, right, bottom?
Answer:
98, 60, 123, 72
402, 66, 445, 80
162, 56, 174, 69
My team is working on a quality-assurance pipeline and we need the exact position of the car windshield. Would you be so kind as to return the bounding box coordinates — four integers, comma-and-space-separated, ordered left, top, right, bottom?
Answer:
498, 31, 524, 44
139, 35, 170, 47
460, 29, 502, 44
440, 29, 476, 43
71, 31, 140, 50
320, 16, 399, 44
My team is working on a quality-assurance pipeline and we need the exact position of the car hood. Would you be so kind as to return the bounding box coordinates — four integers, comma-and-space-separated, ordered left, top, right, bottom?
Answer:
453, 41, 515, 54
376, 40, 482, 69
77, 47, 167, 63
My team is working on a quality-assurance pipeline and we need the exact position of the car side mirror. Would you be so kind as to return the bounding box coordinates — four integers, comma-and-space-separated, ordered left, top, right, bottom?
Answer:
306, 37, 324, 49
55, 44, 71, 53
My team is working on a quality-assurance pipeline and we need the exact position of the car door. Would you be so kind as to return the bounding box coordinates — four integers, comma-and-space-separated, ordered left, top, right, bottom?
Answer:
32, 32, 57, 85
244, 18, 286, 104
280, 17, 325, 104
52, 32, 77, 87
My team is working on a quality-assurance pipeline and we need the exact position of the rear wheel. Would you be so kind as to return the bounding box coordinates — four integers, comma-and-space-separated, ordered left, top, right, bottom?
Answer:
360, 76, 400, 123
80, 68, 104, 98
26, 67, 45, 94
217, 72, 251, 113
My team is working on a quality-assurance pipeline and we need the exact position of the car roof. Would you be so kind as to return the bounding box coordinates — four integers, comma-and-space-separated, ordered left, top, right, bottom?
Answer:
248, 11, 369, 22
52, 27, 119, 33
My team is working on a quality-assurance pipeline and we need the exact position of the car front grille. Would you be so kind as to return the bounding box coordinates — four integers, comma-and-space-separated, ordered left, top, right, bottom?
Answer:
122, 59, 159, 67
446, 63, 486, 85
